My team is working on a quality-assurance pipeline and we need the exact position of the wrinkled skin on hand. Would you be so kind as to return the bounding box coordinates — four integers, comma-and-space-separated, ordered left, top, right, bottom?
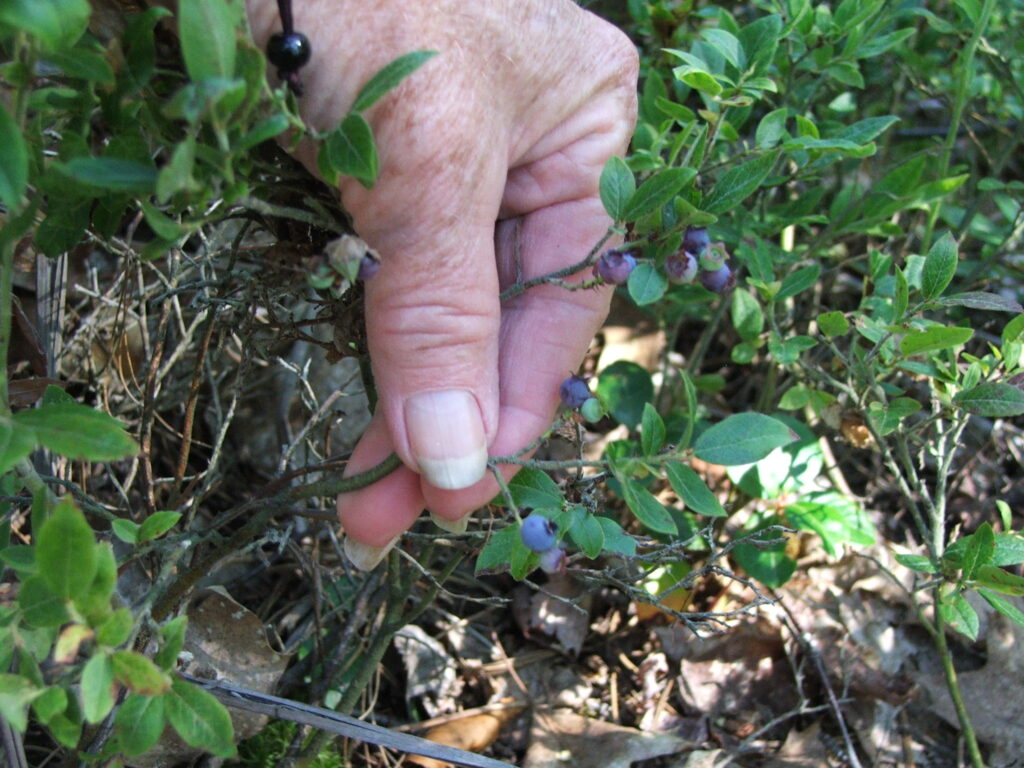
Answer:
246, 0, 638, 567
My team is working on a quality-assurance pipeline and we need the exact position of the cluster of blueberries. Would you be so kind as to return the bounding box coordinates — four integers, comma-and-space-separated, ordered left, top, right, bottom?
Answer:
520, 514, 567, 574
519, 227, 736, 573
593, 225, 735, 294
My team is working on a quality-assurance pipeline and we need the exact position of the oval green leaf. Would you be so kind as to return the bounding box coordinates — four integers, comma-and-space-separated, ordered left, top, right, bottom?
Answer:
693, 413, 798, 466
665, 461, 726, 517
36, 500, 97, 602
12, 402, 138, 461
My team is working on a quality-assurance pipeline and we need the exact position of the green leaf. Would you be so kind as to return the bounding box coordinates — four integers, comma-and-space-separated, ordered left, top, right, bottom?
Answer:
321, 113, 379, 187
31, 686, 67, 725
138, 511, 182, 543
0, 674, 43, 732
893, 267, 909, 321
922, 232, 958, 299
622, 167, 695, 221
115, 693, 166, 757
831, 116, 900, 146
112, 651, 172, 696
47, 711, 83, 748
178, 0, 239, 81
475, 524, 519, 575
17, 575, 69, 627
732, 521, 795, 588
12, 402, 138, 461
596, 517, 637, 556
569, 514, 605, 559
166, 678, 236, 757
81, 653, 115, 724
944, 533, 1024, 568
627, 262, 667, 306
0, 545, 35, 574
155, 616, 188, 671
47, 48, 115, 83
0, 416, 36, 475
619, 477, 677, 535
953, 383, 1024, 418
0, 0, 90, 50
974, 564, 1024, 596
111, 519, 139, 544
596, 361, 654, 429
704, 151, 778, 215
665, 461, 726, 517
78, 542, 117, 614
351, 50, 438, 112
96, 608, 134, 648
817, 311, 849, 337
702, 28, 743, 69
937, 292, 1023, 314
895, 553, 936, 573
857, 28, 916, 58
755, 108, 788, 149
694, 413, 798, 466
731, 288, 764, 341
940, 592, 979, 640
960, 523, 995, 581
36, 500, 97, 602
978, 589, 1024, 629
501, 467, 562, 509
237, 114, 291, 153
776, 264, 820, 300
675, 67, 723, 96
868, 397, 921, 436
640, 403, 666, 457
60, 157, 157, 193
826, 61, 864, 88
785, 494, 875, 557
0, 104, 28, 207
599, 156, 635, 221
898, 326, 973, 356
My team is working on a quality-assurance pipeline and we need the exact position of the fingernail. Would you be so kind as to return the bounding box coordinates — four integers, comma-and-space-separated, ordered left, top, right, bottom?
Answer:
343, 536, 398, 571
404, 390, 487, 490
430, 512, 469, 533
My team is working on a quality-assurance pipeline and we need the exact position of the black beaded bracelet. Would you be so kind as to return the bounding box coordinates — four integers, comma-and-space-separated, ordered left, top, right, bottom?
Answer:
266, 0, 311, 95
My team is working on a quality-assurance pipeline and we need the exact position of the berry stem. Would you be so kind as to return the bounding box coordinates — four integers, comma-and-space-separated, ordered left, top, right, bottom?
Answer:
275, 0, 294, 34
499, 228, 615, 302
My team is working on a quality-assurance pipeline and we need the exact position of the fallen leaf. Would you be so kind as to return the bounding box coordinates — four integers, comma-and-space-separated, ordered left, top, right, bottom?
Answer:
526, 574, 591, 655
406, 708, 524, 768
917, 600, 1024, 764
523, 710, 691, 768
394, 624, 463, 717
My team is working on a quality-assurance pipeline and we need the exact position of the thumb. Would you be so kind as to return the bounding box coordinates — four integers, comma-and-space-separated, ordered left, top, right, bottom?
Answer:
341, 152, 506, 490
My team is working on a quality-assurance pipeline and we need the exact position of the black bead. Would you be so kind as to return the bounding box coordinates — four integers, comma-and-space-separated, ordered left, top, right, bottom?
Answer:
267, 32, 311, 72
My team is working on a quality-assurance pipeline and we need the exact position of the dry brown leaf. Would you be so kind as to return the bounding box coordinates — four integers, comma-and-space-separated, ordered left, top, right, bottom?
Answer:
526, 574, 592, 655
405, 709, 523, 768
394, 624, 463, 717
523, 709, 691, 768
760, 720, 835, 767
917, 601, 1024, 764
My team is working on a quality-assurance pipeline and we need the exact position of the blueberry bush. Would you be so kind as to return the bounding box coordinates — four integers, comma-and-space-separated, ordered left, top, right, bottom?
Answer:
2, 0, 1024, 765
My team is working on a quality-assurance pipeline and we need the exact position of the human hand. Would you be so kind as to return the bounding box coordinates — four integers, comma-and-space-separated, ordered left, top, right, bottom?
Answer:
246, 0, 638, 569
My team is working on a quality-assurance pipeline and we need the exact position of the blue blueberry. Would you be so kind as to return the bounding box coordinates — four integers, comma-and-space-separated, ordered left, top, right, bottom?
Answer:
358, 252, 380, 281
683, 226, 711, 258
559, 375, 592, 409
593, 250, 637, 285
700, 263, 735, 294
521, 514, 558, 552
